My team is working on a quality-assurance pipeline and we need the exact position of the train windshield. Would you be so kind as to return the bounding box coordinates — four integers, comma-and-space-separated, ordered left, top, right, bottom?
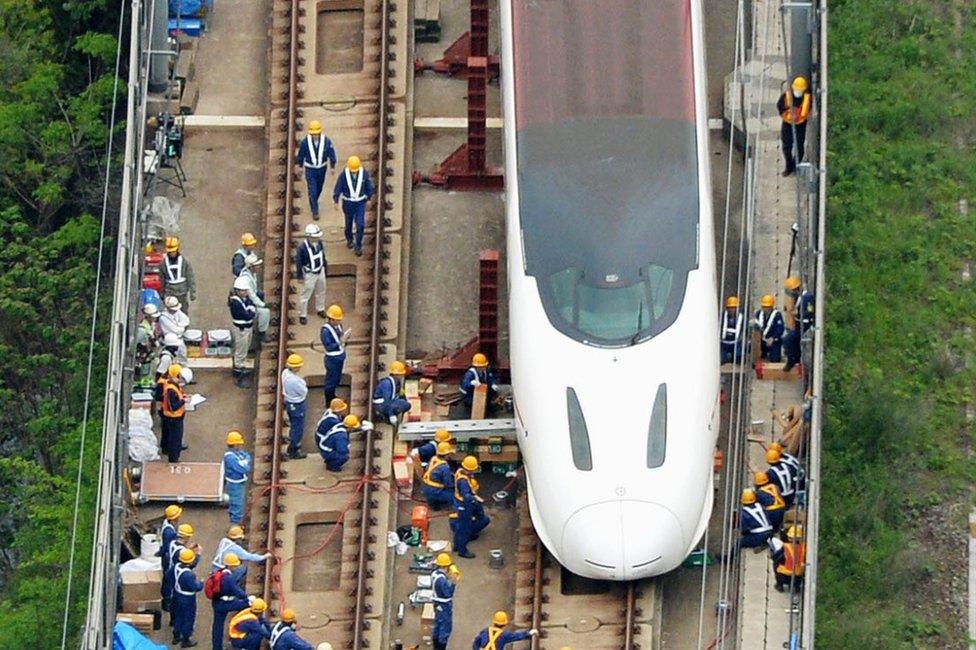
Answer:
512, 0, 700, 347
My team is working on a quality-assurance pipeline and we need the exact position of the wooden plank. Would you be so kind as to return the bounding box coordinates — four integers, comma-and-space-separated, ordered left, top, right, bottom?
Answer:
471, 385, 488, 420
116, 613, 154, 633
182, 114, 266, 129
413, 116, 503, 130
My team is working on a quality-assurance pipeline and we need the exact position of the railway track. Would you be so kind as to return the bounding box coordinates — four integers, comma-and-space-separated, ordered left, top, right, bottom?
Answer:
244, 0, 409, 646
515, 497, 662, 649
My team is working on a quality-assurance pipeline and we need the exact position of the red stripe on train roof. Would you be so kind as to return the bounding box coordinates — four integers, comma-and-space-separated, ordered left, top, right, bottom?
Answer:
512, 0, 696, 128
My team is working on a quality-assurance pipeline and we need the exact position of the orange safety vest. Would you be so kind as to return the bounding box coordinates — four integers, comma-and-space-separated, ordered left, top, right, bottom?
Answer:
228, 609, 257, 639
161, 381, 185, 418
776, 542, 806, 576
482, 625, 505, 650
423, 456, 447, 488
781, 91, 811, 125
453, 470, 480, 502
758, 483, 786, 511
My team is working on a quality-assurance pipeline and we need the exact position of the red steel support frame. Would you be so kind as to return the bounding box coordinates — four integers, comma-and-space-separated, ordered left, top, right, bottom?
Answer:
414, 0, 500, 77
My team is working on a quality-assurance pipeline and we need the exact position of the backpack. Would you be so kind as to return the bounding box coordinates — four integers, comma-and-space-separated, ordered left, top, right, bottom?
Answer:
204, 570, 224, 599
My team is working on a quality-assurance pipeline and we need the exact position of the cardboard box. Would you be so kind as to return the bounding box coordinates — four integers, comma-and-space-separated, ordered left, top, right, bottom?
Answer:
405, 379, 420, 398
122, 597, 162, 614
121, 569, 162, 602
754, 361, 802, 381
117, 612, 154, 633
421, 602, 435, 636
393, 459, 411, 488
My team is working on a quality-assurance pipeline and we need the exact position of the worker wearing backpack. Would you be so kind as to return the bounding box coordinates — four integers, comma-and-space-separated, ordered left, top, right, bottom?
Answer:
206, 553, 250, 650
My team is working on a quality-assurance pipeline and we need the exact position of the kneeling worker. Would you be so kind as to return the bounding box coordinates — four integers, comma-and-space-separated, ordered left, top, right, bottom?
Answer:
422, 441, 456, 510
373, 360, 411, 425
472, 611, 538, 649
739, 489, 773, 551
754, 471, 786, 530
769, 525, 806, 592
269, 609, 315, 650
229, 598, 272, 649
453, 456, 490, 558
753, 295, 785, 362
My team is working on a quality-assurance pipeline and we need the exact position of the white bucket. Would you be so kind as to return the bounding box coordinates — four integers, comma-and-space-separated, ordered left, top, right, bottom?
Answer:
140, 533, 160, 560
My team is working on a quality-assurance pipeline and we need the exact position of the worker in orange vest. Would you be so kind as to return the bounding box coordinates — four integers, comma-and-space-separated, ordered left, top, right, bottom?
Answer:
471, 610, 538, 649
160, 363, 190, 462
778, 75, 813, 176
753, 471, 787, 530
228, 598, 272, 649
769, 525, 806, 592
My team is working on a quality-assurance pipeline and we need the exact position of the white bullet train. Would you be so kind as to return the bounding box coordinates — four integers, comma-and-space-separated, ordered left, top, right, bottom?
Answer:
501, 0, 720, 580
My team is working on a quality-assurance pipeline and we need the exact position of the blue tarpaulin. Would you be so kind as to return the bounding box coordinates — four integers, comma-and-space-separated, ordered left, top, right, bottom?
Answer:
113, 621, 168, 650
169, 0, 206, 17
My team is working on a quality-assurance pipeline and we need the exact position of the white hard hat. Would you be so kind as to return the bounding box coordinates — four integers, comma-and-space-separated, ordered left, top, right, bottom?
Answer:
244, 253, 263, 267
164, 296, 181, 310
305, 223, 322, 238
316, 644, 333, 650
143, 303, 159, 317
233, 276, 250, 291
180, 367, 193, 383
163, 332, 182, 347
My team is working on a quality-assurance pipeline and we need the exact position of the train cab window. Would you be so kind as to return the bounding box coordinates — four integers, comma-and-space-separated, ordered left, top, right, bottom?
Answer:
646, 384, 667, 468
566, 387, 593, 471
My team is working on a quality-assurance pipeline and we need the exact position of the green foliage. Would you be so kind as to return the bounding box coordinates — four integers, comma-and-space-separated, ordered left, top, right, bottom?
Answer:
0, 0, 120, 645
820, 0, 976, 647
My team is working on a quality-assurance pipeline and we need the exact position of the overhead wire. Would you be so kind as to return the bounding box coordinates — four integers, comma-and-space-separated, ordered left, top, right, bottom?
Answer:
60, 0, 129, 647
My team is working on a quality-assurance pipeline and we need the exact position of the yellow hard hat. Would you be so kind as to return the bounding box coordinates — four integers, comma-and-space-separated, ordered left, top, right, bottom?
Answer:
165, 504, 183, 520
755, 471, 770, 486
344, 414, 360, 429
167, 363, 183, 379
770, 442, 784, 453
286, 353, 304, 369
389, 360, 407, 375
241, 232, 258, 246
766, 448, 781, 464
347, 155, 362, 171
317, 644, 334, 650
330, 398, 348, 412
726, 296, 739, 308
787, 525, 805, 540
144, 242, 155, 255
251, 597, 267, 613
165, 236, 180, 253
223, 552, 241, 568
760, 294, 775, 308
434, 429, 452, 443
741, 489, 757, 505
492, 611, 509, 626
179, 548, 196, 563
177, 523, 194, 537
791, 76, 808, 92
326, 304, 344, 320
784, 276, 802, 291
228, 525, 245, 540
472, 352, 488, 367
436, 441, 455, 456
435, 552, 453, 567
308, 120, 323, 135
226, 430, 245, 446
282, 608, 297, 623
461, 456, 479, 472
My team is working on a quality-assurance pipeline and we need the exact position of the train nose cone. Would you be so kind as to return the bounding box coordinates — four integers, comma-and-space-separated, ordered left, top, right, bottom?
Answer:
561, 501, 685, 580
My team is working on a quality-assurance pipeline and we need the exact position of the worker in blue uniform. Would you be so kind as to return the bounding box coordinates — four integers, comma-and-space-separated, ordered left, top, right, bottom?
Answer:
165, 524, 200, 626
232, 232, 259, 278
296, 120, 336, 220
295, 223, 327, 325
320, 304, 349, 404
752, 294, 785, 362
754, 471, 786, 530
422, 441, 456, 510
459, 352, 500, 414
228, 598, 272, 649
332, 155, 375, 256
410, 429, 453, 470
209, 552, 250, 650
282, 354, 309, 459
720, 296, 745, 364
158, 504, 183, 612
782, 276, 815, 371
430, 553, 459, 650
738, 489, 774, 551
172, 547, 204, 647
766, 447, 797, 507
472, 611, 538, 649
212, 525, 271, 583
268, 609, 315, 650
770, 441, 805, 495
229, 275, 257, 388
372, 360, 411, 425
453, 455, 490, 558
224, 430, 253, 524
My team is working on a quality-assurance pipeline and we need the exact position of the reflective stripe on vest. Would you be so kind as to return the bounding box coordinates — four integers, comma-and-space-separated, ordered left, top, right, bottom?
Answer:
317, 423, 344, 453
759, 484, 786, 510
777, 543, 806, 576
743, 503, 772, 534
229, 609, 257, 639
722, 312, 743, 341
304, 241, 324, 273
323, 324, 344, 356
169, 541, 185, 567
165, 255, 186, 285
771, 464, 795, 496
305, 135, 328, 168
758, 309, 781, 338
212, 537, 235, 568
373, 376, 396, 404
781, 91, 812, 124
225, 452, 249, 483
344, 168, 366, 201
423, 456, 447, 488
458, 367, 481, 394
174, 564, 195, 596
162, 382, 186, 418
483, 625, 505, 650
230, 296, 254, 327
269, 622, 290, 648
454, 471, 474, 503
430, 571, 452, 603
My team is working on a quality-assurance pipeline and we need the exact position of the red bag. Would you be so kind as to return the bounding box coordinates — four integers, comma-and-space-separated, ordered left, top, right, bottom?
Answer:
204, 570, 224, 599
